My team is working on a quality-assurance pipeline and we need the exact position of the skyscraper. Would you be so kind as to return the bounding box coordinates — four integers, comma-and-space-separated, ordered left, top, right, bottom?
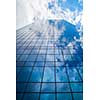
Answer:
16, 19, 83, 100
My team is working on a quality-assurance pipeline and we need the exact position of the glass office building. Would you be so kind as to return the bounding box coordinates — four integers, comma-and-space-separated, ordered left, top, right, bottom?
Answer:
16, 19, 83, 100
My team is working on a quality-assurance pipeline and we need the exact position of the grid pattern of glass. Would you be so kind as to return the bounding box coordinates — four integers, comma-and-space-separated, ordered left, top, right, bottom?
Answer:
16, 20, 83, 100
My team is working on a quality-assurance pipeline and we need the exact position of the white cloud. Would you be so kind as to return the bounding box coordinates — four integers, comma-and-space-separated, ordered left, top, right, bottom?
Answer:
16, 0, 83, 29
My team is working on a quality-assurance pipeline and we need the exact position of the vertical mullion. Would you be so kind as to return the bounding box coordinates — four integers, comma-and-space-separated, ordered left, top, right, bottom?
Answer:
38, 26, 49, 100
53, 23, 57, 100
61, 50, 74, 100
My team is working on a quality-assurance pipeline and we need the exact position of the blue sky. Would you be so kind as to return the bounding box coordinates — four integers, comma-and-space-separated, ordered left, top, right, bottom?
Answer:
57, 0, 83, 11
16, 0, 83, 29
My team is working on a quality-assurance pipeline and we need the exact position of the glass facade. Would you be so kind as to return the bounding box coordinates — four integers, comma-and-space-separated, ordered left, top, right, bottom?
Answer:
16, 20, 83, 100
